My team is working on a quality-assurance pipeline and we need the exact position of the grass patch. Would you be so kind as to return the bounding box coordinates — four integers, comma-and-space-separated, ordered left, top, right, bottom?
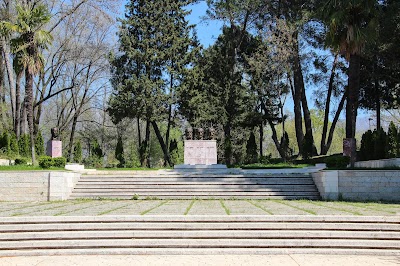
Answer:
184, 200, 196, 215
96, 167, 172, 171
273, 200, 317, 215
246, 200, 274, 215
219, 200, 230, 215
308, 201, 362, 215
0, 165, 66, 171
241, 163, 311, 169
99, 201, 141, 215
140, 200, 169, 215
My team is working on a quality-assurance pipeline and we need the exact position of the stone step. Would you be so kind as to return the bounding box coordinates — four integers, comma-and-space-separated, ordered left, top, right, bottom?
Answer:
77, 178, 315, 183
2, 222, 398, 232
72, 186, 318, 192
2, 230, 400, 241
1, 248, 399, 256
1, 215, 400, 256
1, 238, 399, 250
70, 193, 321, 200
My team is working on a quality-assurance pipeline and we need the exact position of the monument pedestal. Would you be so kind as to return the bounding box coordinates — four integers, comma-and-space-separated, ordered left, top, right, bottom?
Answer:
343, 138, 356, 157
184, 140, 218, 165
47, 140, 62, 158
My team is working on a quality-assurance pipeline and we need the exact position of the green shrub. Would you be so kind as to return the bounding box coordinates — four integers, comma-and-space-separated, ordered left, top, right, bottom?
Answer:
245, 132, 258, 164
52, 157, 66, 168
301, 132, 313, 160
18, 134, 30, 158
325, 155, 350, 168
387, 122, 398, 158
115, 136, 125, 167
73, 141, 82, 163
14, 158, 27, 165
39, 156, 53, 169
35, 131, 45, 156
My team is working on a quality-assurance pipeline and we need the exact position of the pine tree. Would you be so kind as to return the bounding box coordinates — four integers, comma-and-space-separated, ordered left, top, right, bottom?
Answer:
73, 141, 82, 163
109, 0, 198, 167
387, 121, 398, 158
115, 136, 125, 168
245, 132, 258, 164
18, 134, 30, 158
35, 131, 45, 156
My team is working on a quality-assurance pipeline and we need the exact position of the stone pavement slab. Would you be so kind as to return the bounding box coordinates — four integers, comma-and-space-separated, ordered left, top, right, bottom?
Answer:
0, 255, 399, 266
0, 200, 399, 216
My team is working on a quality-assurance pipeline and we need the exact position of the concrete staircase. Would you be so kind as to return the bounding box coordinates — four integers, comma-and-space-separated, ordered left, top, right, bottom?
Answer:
0, 216, 399, 256
69, 171, 320, 200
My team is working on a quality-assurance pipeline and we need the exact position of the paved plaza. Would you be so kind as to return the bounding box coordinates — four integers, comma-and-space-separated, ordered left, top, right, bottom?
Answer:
0, 199, 399, 217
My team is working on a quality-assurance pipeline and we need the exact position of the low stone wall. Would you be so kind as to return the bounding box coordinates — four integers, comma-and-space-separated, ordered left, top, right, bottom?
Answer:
354, 158, 400, 168
0, 171, 80, 201
312, 170, 400, 201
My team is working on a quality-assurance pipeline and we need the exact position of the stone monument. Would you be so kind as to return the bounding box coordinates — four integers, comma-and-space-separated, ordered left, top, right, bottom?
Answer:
47, 127, 62, 158
176, 127, 226, 168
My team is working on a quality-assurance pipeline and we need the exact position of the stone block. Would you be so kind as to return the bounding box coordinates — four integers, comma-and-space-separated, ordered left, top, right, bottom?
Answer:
184, 140, 217, 165
47, 140, 62, 158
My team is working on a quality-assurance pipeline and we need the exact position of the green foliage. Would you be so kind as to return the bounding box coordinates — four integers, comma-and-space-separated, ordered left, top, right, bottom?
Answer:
9, 133, 19, 156
38, 156, 66, 168
14, 158, 27, 165
325, 155, 350, 168
245, 132, 258, 164
91, 139, 103, 159
18, 134, 30, 158
0, 132, 10, 155
169, 139, 179, 166
35, 131, 45, 156
38, 156, 53, 169
280, 132, 292, 161
115, 136, 125, 168
301, 132, 313, 160
360, 127, 395, 161
52, 157, 66, 168
73, 141, 82, 163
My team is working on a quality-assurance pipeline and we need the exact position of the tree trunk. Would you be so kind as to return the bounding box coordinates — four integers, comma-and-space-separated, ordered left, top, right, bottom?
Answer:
259, 122, 263, 157
375, 78, 381, 130
25, 68, 36, 165
15, 71, 23, 138
67, 115, 78, 162
290, 69, 304, 155
1, 39, 16, 127
224, 123, 233, 165
324, 93, 346, 154
321, 54, 338, 155
152, 121, 172, 167
292, 33, 317, 156
346, 54, 361, 166
267, 119, 286, 159
140, 119, 151, 168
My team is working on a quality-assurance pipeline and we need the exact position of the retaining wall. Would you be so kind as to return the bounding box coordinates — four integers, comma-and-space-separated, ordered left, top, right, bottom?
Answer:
0, 172, 80, 201
312, 170, 400, 201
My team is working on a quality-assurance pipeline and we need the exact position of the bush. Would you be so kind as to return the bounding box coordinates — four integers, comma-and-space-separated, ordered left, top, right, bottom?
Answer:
14, 158, 27, 165
19, 134, 30, 158
115, 136, 125, 167
245, 132, 258, 164
53, 157, 66, 168
39, 156, 53, 169
325, 155, 350, 168
35, 131, 45, 156
73, 141, 82, 163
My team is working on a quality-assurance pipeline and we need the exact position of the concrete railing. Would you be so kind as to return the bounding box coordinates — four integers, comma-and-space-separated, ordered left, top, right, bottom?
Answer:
312, 170, 400, 201
0, 171, 80, 201
354, 158, 400, 168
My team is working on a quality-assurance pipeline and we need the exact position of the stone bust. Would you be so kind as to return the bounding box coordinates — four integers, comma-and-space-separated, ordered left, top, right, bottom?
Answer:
51, 127, 60, 140
185, 128, 193, 140
197, 128, 204, 140
208, 127, 216, 140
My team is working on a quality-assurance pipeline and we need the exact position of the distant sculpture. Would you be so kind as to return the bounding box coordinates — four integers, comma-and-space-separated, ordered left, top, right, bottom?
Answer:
185, 128, 193, 140
51, 127, 60, 140
208, 127, 216, 140
197, 128, 204, 140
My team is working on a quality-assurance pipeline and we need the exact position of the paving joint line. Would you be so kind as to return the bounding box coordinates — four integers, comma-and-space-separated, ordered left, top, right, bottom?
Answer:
246, 200, 274, 215
140, 200, 170, 215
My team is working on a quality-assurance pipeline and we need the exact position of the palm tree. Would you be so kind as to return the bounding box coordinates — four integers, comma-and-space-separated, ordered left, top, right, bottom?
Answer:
319, 0, 378, 164
1, 3, 52, 164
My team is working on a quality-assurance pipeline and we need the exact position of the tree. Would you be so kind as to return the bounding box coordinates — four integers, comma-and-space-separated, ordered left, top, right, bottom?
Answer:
1, 3, 52, 165
115, 135, 125, 167
109, 0, 197, 167
387, 121, 398, 158
73, 140, 82, 164
245, 132, 258, 164
35, 130, 44, 156
319, 0, 379, 164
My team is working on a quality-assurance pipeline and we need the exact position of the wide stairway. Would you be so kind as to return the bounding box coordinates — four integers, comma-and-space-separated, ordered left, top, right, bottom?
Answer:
1, 216, 399, 256
69, 171, 320, 200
